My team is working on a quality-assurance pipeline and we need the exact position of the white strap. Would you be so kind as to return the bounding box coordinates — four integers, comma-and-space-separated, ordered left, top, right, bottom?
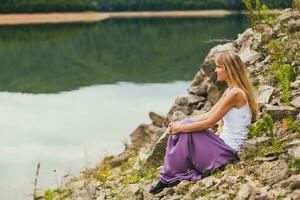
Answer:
231, 87, 248, 105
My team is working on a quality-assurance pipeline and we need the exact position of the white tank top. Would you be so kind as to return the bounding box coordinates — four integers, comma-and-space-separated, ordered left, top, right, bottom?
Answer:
220, 87, 252, 152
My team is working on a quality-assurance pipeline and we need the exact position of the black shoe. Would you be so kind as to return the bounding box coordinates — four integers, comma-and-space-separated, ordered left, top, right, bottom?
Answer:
149, 180, 181, 194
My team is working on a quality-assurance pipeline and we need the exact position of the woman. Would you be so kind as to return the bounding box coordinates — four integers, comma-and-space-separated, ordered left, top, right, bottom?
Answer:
150, 51, 258, 194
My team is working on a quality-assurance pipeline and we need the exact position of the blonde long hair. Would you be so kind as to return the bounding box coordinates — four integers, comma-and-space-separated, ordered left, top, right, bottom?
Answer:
215, 51, 258, 121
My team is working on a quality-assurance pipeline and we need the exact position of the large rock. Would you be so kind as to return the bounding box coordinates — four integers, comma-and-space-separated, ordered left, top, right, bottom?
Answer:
255, 85, 274, 105
264, 105, 298, 120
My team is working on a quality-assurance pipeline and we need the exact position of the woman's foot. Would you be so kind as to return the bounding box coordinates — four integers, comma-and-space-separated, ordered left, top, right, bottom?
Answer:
149, 180, 180, 194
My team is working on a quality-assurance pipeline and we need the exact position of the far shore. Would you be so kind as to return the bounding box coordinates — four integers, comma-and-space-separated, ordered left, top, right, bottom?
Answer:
0, 10, 241, 25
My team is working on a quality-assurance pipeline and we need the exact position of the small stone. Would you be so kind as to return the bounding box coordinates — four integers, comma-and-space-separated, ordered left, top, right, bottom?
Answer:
274, 174, 300, 190
235, 28, 254, 47
286, 190, 300, 199
175, 96, 189, 106
255, 156, 278, 163
289, 146, 300, 159
154, 187, 175, 198
285, 140, 300, 148
200, 176, 215, 188
170, 111, 187, 122
224, 175, 239, 185
287, 19, 300, 33
291, 96, 300, 108
291, 80, 300, 88
188, 85, 207, 96
149, 111, 165, 127
186, 94, 206, 106
244, 136, 271, 150
264, 105, 298, 121
255, 85, 274, 105
257, 160, 288, 184
237, 183, 255, 200
127, 183, 140, 194
255, 185, 270, 199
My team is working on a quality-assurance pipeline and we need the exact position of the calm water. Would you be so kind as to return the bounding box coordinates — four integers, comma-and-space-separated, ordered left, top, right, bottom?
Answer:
0, 15, 248, 199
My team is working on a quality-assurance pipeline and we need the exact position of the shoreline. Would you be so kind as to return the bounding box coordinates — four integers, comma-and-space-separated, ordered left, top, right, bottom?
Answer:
0, 10, 240, 25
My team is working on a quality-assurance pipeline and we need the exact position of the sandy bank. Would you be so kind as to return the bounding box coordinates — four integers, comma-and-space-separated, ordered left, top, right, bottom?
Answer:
0, 10, 239, 25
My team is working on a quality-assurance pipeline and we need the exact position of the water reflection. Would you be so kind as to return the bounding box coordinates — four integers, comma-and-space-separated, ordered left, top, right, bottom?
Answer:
0, 16, 248, 93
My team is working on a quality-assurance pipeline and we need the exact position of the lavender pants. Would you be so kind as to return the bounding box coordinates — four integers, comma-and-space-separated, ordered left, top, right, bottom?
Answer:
160, 118, 238, 184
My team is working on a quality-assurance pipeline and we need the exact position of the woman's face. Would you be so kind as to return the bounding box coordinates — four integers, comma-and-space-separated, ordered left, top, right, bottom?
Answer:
215, 64, 228, 81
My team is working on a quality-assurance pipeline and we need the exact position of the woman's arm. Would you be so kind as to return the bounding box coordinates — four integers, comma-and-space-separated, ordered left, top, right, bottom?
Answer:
170, 89, 239, 133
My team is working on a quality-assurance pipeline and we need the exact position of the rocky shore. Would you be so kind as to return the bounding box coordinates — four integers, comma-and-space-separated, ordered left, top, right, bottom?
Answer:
38, 9, 300, 200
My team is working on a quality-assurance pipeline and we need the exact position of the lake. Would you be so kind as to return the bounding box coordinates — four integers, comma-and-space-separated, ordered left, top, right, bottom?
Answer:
0, 15, 248, 199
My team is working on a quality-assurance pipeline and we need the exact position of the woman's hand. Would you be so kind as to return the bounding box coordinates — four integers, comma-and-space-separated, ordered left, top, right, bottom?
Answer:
167, 122, 182, 134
